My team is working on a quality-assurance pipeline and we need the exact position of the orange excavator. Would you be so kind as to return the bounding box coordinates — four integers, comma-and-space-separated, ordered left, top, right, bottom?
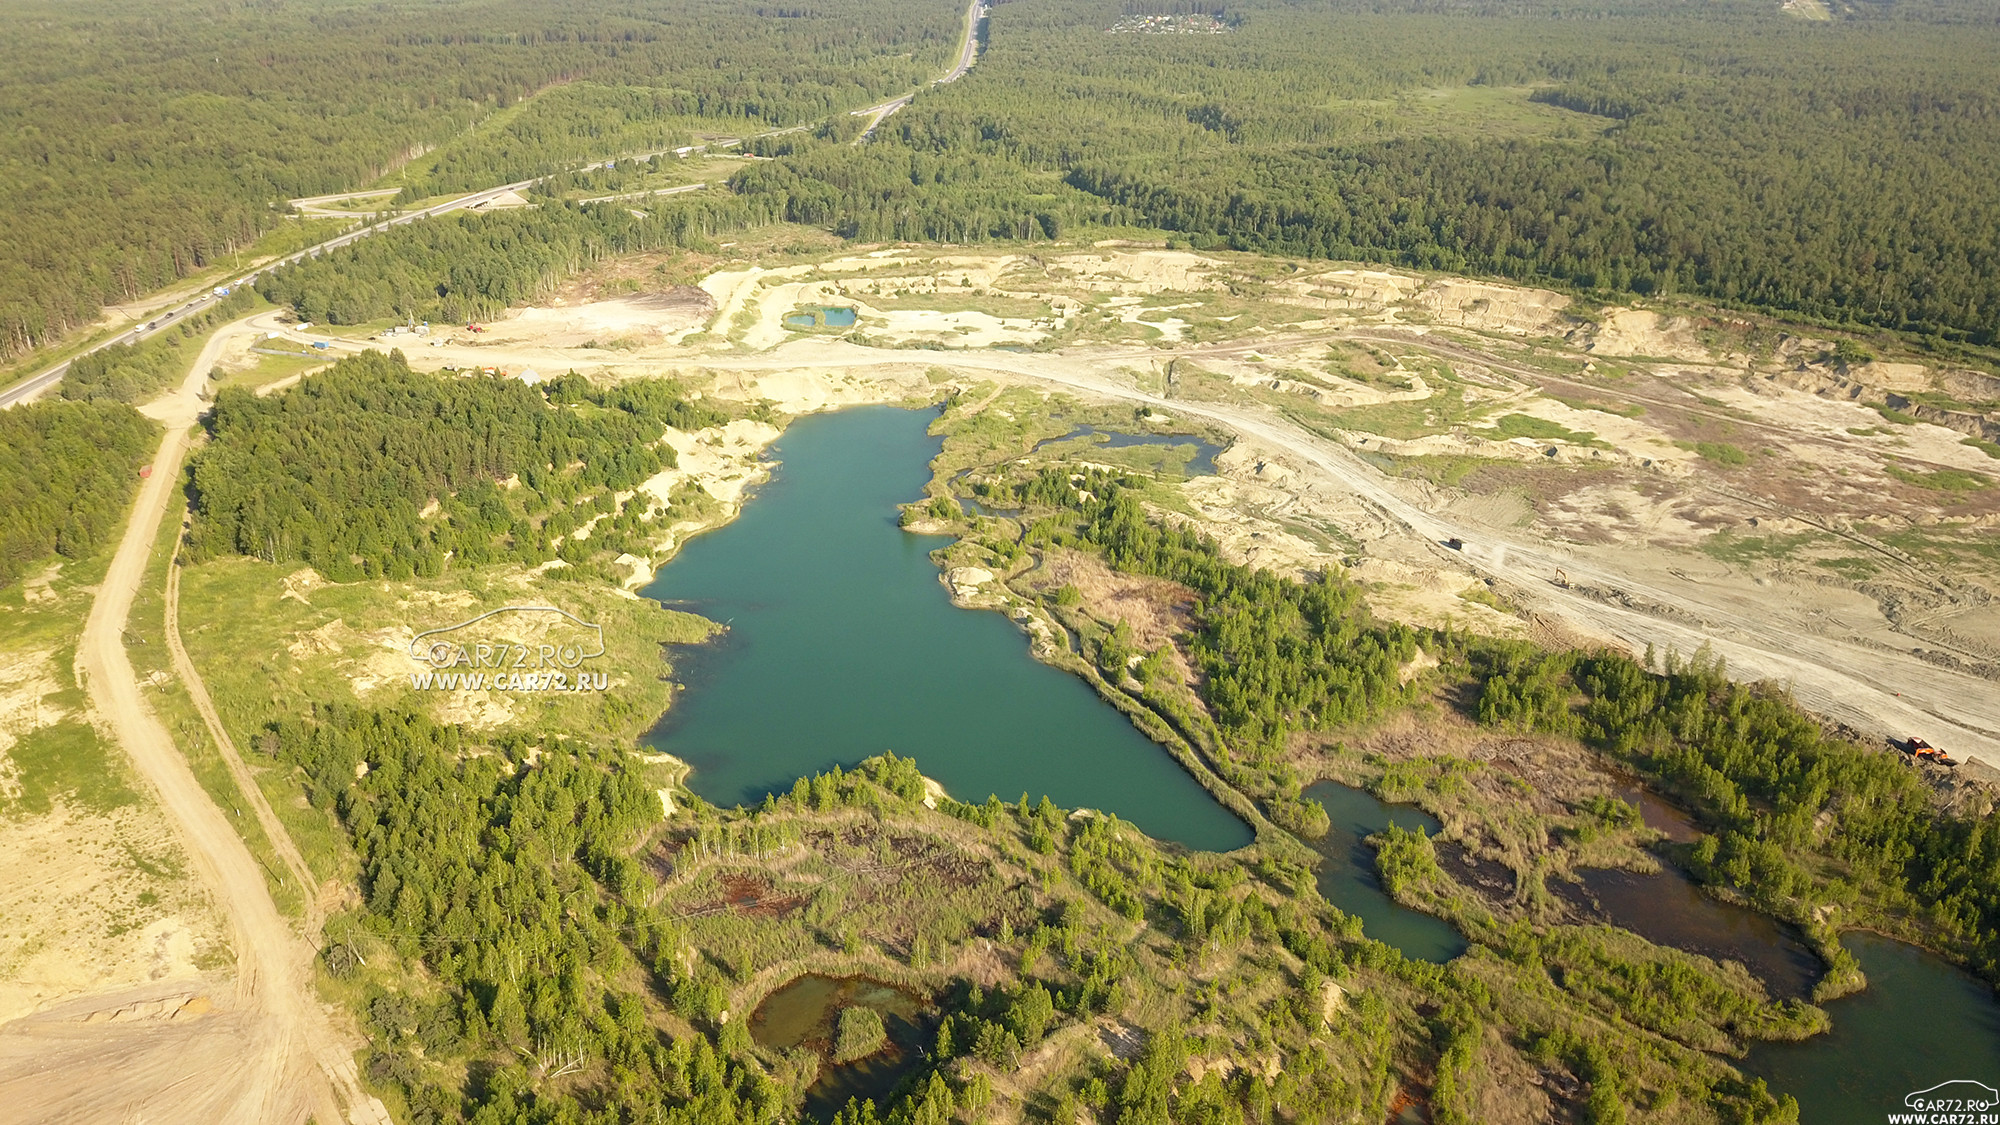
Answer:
1906, 737, 1957, 767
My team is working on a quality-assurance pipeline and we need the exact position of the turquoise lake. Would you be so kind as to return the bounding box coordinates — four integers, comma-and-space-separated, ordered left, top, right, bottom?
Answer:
642, 406, 1251, 852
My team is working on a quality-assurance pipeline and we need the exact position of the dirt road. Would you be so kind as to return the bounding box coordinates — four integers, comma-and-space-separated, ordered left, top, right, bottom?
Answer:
166, 525, 325, 938
0, 319, 385, 1124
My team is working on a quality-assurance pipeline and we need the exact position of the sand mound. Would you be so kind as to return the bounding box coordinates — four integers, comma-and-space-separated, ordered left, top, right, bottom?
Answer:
1852, 361, 1933, 393
1582, 309, 1716, 362
1413, 279, 1571, 336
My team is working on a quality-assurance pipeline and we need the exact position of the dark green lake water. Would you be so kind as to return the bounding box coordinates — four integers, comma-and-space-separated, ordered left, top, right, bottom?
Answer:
642, 406, 1251, 853
749, 974, 931, 1119
1302, 780, 1468, 964
1746, 933, 2000, 1123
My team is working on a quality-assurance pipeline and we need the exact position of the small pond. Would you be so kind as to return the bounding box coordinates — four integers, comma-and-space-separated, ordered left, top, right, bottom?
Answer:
1302, 780, 1468, 963
1612, 776, 1703, 844
750, 974, 933, 1120
1552, 865, 1822, 1000
1029, 424, 1225, 477
784, 305, 859, 329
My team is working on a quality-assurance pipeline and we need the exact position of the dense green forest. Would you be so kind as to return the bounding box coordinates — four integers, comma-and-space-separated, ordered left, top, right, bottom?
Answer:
0, 400, 156, 588
253, 199, 777, 326
720, 0, 2000, 342
203, 0, 2000, 344
0, 0, 961, 359
16, 0, 2000, 366
278, 707, 795, 1124
186, 353, 722, 582
278, 705, 1803, 1125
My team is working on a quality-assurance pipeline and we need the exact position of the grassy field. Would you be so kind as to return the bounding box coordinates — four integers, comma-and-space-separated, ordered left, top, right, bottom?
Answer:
1885, 464, 1991, 492
1487, 413, 1606, 448
214, 349, 329, 394
0, 505, 133, 819
177, 558, 713, 745
120, 499, 309, 917
1284, 386, 1492, 441
1326, 85, 1615, 143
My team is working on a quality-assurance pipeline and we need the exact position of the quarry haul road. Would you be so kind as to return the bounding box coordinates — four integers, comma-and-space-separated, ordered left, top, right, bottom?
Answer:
698, 339, 2000, 766
0, 319, 386, 1125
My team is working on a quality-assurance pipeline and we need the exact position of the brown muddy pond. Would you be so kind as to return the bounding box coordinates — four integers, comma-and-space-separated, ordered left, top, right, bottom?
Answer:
1613, 778, 1703, 844
749, 974, 935, 1120
1554, 865, 1822, 1000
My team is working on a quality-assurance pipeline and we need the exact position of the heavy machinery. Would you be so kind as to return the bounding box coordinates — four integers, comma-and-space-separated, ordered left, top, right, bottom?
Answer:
1905, 737, 1957, 767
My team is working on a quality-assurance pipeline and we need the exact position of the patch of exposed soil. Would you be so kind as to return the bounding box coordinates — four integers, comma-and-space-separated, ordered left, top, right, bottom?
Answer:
1435, 840, 1518, 912
0, 803, 222, 1025
500, 289, 715, 348
713, 874, 807, 918
1037, 549, 1193, 651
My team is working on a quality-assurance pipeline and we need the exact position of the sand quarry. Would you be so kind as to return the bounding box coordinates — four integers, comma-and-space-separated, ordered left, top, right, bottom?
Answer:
363, 244, 2000, 766
4, 243, 1998, 1087
15, 245, 2000, 999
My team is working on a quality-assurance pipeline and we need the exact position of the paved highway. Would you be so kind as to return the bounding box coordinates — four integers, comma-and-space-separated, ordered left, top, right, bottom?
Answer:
854, 0, 987, 140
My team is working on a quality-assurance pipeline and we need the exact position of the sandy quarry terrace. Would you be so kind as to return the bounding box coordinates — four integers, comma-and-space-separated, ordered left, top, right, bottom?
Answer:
288, 245, 2000, 763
